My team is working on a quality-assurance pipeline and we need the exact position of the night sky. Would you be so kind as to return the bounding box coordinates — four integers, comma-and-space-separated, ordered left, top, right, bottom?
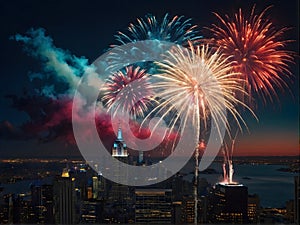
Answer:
0, 0, 299, 158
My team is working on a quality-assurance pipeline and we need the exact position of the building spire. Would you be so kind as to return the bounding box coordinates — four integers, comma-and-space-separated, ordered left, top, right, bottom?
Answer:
61, 167, 70, 178
112, 123, 128, 157
117, 127, 123, 141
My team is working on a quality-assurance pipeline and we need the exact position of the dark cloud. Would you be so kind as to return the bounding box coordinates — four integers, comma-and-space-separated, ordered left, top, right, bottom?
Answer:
0, 120, 25, 140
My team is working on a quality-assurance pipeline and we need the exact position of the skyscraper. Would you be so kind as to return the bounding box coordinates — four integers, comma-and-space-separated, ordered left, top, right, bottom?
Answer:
30, 183, 54, 223
248, 194, 260, 223
53, 168, 76, 224
110, 126, 129, 185
92, 176, 99, 199
138, 151, 144, 164
181, 195, 195, 224
106, 126, 133, 223
207, 183, 248, 224
108, 126, 129, 194
112, 127, 128, 158
135, 188, 172, 224
80, 199, 103, 223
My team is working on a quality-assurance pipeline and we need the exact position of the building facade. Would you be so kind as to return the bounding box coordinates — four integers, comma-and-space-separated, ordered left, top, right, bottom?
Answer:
135, 189, 172, 224
207, 183, 248, 224
53, 169, 76, 224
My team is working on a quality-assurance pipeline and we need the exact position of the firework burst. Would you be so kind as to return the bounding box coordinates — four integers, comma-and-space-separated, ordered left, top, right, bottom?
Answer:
207, 6, 294, 103
146, 43, 253, 141
101, 66, 153, 117
113, 13, 202, 46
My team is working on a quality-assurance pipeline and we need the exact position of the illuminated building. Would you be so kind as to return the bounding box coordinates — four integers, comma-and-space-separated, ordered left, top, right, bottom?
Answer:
87, 186, 93, 199
106, 126, 132, 223
207, 183, 248, 224
41, 184, 54, 223
53, 168, 76, 224
248, 194, 260, 223
135, 189, 172, 224
30, 183, 54, 223
138, 150, 144, 164
13, 195, 33, 224
112, 127, 128, 158
0, 194, 11, 223
92, 176, 99, 199
181, 196, 195, 224
80, 200, 103, 223
172, 201, 182, 224
73, 165, 89, 201
0, 194, 33, 224
109, 127, 129, 186
110, 125, 128, 174
89, 174, 106, 200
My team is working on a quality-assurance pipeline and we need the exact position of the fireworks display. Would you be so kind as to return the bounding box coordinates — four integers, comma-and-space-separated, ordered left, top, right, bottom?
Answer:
113, 13, 202, 46
101, 66, 153, 118
149, 43, 250, 141
221, 131, 239, 184
7, 6, 296, 181
1, 3, 297, 223
207, 6, 294, 103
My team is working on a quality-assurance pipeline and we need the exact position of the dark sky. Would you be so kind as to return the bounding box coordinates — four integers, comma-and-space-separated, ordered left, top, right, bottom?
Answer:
0, 0, 299, 157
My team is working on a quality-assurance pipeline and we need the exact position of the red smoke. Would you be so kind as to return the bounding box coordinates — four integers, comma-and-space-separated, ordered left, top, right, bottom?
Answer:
7, 94, 179, 158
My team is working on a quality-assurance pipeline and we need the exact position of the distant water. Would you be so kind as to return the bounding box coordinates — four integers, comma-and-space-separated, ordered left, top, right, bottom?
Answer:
182, 161, 295, 208
0, 177, 53, 197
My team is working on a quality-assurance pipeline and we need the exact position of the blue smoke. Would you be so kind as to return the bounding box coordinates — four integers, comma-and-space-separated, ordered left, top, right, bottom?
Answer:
11, 28, 90, 96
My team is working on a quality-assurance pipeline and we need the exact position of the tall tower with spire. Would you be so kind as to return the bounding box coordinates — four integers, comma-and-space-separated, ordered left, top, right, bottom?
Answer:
106, 126, 133, 223
109, 125, 129, 186
112, 127, 128, 157
53, 168, 76, 224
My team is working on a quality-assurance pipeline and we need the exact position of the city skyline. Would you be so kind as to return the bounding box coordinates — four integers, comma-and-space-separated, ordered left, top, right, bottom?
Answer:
0, 126, 299, 223
0, 156, 298, 223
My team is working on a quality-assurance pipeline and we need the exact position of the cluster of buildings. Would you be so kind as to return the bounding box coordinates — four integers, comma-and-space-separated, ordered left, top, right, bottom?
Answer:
0, 128, 299, 224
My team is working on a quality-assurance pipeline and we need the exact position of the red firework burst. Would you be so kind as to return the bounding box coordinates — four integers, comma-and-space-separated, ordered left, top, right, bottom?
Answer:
207, 6, 294, 103
101, 66, 153, 117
